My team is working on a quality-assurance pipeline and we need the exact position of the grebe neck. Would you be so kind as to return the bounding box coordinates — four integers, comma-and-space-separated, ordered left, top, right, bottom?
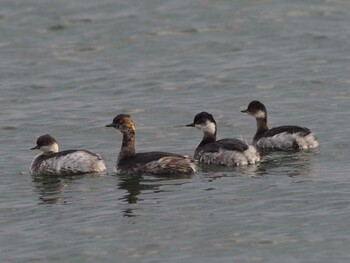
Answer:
254, 117, 269, 140
199, 131, 216, 147
119, 130, 136, 159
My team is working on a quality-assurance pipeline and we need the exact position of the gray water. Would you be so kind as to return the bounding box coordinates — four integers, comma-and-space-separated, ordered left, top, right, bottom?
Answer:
1, 0, 350, 262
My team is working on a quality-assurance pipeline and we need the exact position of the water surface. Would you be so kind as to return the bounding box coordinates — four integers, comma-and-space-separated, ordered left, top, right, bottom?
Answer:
1, 0, 350, 262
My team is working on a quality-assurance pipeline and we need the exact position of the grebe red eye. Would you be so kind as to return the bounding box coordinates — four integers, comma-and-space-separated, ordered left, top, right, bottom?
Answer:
119, 119, 123, 124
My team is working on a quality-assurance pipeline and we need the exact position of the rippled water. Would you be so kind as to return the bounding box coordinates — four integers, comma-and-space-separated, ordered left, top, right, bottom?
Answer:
1, 0, 350, 262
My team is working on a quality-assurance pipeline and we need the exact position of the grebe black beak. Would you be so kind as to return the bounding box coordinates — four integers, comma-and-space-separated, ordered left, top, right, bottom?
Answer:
241, 109, 248, 113
185, 123, 195, 127
105, 123, 115, 128
30, 145, 39, 150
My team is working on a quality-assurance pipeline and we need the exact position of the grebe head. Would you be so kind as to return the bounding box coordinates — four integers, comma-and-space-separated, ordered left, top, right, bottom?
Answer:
186, 112, 217, 135
31, 134, 59, 154
106, 114, 135, 134
241, 100, 267, 119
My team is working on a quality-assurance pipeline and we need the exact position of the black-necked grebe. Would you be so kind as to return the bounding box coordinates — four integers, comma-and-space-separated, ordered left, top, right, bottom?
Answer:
106, 114, 196, 175
30, 134, 106, 175
241, 100, 319, 150
186, 112, 260, 166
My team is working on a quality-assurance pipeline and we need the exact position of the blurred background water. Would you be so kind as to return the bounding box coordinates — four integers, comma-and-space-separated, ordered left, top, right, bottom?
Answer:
1, 0, 350, 262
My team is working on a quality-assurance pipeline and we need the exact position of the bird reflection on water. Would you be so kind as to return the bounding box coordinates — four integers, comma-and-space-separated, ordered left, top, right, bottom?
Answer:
117, 173, 193, 217
32, 173, 104, 205
32, 174, 84, 205
255, 150, 318, 178
197, 149, 317, 180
